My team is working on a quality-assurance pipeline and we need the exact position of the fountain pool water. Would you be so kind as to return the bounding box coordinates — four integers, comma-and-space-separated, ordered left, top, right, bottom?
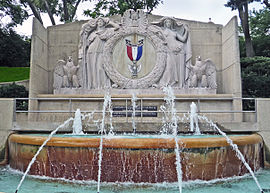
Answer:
1, 166, 270, 193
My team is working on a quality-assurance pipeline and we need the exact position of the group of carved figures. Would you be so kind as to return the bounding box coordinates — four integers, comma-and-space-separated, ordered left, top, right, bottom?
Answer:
53, 9, 217, 90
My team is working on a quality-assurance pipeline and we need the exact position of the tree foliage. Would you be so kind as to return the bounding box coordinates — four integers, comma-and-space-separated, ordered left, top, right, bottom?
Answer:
0, 82, 28, 98
1, 0, 163, 27
0, 83, 28, 110
0, 28, 31, 67
250, 8, 270, 57
225, 0, 258, 57
0, 0, 86, 26
83, 0, 163, 18
241, 56, 270, 98
0, 0, 29, 27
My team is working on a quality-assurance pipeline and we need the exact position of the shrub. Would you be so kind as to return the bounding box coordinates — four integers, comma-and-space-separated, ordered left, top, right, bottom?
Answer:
0, 83, 28, 110
241, 56, 270, 110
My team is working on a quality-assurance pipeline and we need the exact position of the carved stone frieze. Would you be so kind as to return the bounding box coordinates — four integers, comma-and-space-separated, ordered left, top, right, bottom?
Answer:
52, 9, 220, 95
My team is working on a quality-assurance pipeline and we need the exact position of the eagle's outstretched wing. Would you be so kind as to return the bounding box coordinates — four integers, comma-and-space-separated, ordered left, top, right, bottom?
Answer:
204, 59, 217, 89
53, 59, 65, 89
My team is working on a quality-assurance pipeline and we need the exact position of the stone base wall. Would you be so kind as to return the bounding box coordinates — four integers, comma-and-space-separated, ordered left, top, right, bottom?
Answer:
0, 99, 14, 163
257, 98, 270, 167
19, 94, 243, 133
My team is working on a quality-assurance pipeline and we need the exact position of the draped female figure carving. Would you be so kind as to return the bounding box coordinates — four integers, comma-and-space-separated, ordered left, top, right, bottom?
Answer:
78, 17, 119, 89
151, 17, 192, 88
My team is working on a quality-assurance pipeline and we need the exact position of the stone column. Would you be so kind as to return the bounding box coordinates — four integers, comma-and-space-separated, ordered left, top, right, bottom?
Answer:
28, 18, 49, 121
222, 16, 242, 122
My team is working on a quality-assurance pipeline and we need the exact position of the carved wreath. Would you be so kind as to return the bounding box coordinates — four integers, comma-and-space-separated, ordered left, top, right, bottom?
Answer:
103, 27, 167, 89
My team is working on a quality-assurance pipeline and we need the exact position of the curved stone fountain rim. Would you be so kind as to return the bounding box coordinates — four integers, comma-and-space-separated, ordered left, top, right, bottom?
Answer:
9, 134, 262, 149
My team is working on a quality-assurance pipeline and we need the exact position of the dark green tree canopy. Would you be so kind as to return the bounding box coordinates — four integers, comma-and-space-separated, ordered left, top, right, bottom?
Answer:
0, 28, 30, 67
241, 56, 270, 98
239, 7, 270, 57
250, 8, 270, 57
0, 82, 28, 98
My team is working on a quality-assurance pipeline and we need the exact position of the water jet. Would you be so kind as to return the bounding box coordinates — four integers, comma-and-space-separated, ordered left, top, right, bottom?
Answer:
0, 9, 269, 193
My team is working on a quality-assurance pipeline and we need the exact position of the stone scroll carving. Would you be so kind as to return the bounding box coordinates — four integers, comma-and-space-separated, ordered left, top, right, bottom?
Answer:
53, 56, 80, 89
187, 56, 217, 89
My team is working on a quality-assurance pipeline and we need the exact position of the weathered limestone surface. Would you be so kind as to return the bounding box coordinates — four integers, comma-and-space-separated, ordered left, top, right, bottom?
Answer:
257, 98, 270, 166
221, 16, 242, 97
47, 20, 86, 92
30, 12, 225, 95
221, 16, 242, 122
0, 99, 14, 162
29, 18, 49, 120
27, 11, 243, 124
25, 94, 235, 127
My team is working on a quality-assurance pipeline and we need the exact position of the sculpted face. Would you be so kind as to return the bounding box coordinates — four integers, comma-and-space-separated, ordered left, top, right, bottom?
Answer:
68, 56, 73, 62
164, 19, 172, 28
97, 18, 105, 27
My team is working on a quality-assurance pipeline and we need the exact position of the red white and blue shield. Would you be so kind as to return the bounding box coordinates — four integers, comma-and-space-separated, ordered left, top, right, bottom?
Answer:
125, 39, 144, 78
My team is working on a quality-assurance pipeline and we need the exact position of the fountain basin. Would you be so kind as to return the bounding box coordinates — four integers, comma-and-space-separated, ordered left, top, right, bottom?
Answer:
8, 133, 263, 183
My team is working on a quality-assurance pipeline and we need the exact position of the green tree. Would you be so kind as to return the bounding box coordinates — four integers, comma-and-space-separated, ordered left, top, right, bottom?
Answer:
0, 28, 31, 67
0, 0, 86, 27
241, 57, 270, 98
0, 83, 29, 110
249, 8, 270, 57
225, 0, 257, 57
241, 57, 270, 110
0, 0, 29, 27
1, 0, 163, 27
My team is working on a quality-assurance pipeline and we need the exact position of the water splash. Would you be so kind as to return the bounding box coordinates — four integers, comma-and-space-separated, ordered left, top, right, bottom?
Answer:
15, 117, 74, 193
131, 93, 137, 134
81, 110, 95, 129
108, 95, 114, 136
100, 93, 111, 135
97, 93, 111, 193
162, 86, 182, 193
198, 115, 263, 193
72, 109, 84, 135
160, 104, 169, 135
189, 102, 201, 135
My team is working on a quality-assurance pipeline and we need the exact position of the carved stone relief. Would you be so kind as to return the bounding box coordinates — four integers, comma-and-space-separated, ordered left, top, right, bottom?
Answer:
54, 9, 218, 94
150, 17, 192, 88
102, 17, 167, 89
187, 56, 217, 89
53, 56, 81, 89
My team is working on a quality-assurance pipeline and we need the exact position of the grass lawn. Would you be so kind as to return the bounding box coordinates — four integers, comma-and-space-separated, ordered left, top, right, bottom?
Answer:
0, 67, 30, 83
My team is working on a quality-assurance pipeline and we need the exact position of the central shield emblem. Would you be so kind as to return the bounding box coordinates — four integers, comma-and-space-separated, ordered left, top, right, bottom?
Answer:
125, 39, 144, 78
